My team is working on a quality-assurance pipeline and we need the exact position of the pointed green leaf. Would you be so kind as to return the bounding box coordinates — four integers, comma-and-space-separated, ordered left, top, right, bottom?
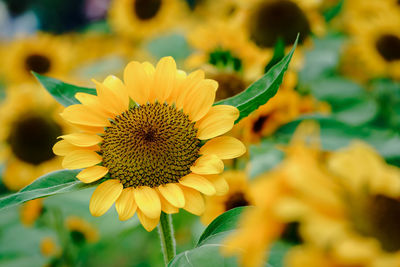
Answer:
0, 170, 101, 211
33, 72, 96, 107
215, 35, 298, 123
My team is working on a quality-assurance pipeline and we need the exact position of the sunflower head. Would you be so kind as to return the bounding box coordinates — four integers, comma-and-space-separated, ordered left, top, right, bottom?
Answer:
247, 0, 312, 48
0, 85, 66, 191
3, 33, 71, 84
54, 57, 246, 231
108, 0, 187, 40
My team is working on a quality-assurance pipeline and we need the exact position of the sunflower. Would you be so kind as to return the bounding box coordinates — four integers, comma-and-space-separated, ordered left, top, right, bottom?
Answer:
201, 171, 252, 225
341, 20, 400, 81
223, 121, 323, 267
234, 0, 326, 70
66, 216, 99, 244
20, 198, 43, 227
2, 33, 71, 84
53, 57, 246, 231
290, 142, 400, 267
186, 19, 264, 82
108, 0, 188, 40
0, 84, 67, 191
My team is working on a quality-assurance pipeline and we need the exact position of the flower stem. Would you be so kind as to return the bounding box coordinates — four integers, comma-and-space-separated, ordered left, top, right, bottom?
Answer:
158, 212, 176, 266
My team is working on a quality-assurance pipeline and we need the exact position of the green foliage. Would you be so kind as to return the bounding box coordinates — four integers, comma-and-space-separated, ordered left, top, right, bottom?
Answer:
0, 170, 100, 211
216, 36, 298, 123
169, 207, 245, 267
33, 72, 96, 107
323, 0, 344, 22
208, 48, 243, 72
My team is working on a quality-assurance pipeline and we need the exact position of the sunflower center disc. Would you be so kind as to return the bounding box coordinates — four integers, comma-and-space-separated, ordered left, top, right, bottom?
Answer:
212, 73, 246, 101
101, 103, 201, 188
248, 0, 311, 48
25, 54, 52, 74
351, 194, 400, 252
376, 34, 400, 62
134, 0, 162, 20
224, 192, 249, 211
9, 114, 62, 165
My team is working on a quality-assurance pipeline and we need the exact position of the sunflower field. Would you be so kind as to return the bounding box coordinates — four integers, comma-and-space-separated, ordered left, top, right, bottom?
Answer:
0, 0, 400, 266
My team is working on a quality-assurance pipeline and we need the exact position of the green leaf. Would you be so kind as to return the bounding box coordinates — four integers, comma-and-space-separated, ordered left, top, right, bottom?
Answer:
0, 170, 100, 211
264, 38, 285, 73
169, 207, 246, 267
33, 72, 96, 107
215, 35, 298, 123
323, 0, 344, 22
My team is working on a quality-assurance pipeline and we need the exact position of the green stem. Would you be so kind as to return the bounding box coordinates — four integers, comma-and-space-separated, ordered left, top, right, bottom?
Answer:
158, 212, 176, 266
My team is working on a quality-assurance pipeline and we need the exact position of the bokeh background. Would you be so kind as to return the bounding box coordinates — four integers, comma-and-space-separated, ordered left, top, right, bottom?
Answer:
0, 0, 400, 266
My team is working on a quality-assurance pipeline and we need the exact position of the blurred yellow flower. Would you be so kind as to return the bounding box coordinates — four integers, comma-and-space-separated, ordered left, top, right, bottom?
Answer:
108, 0, 187, 40
0, 85, 68, 191
201, 171, 252, 225
2, 33, 72, 84
53, 56, 246, 231
339, 0, 400, 35
66, 216, 99, 244
40, 237, 60, 257
342, 20, 400, 81
20, 198, 43, 227
224, 119, 400, 267
292, 142, 400, 267
186, 20, 263, 81
235, 0, 326, 70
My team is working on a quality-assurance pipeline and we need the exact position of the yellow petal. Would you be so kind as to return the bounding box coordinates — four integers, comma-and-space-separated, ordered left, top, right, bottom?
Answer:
160, 195, 179, 214
134, 186, 161, 219
158, 183, 185, 208
75, 92, 115, 118
175, 69, 204, 109
195, 105, 239, 140
183, 79, 216, 122
92, 79, 128, 116
179, 174, 216, 196
89, 179, 123, 216
115, 188, 137, 221
190, 154, 224, 175
152, 56, 176, 103
181, 186, 205, 215
60, 104, 110, 127
103, 75, 130, 110
53, 140, 78, 156
62, 150, 102, 169
60, 133, 102, 147
77, 166, 108, 183
206, 175, 229, 196
137, 210, 159, 232
124, 61, 151, 105
73, 124, 105, 135
200, 136, 246, 159
203, 79, 218, 91
167, 70, 187, 104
